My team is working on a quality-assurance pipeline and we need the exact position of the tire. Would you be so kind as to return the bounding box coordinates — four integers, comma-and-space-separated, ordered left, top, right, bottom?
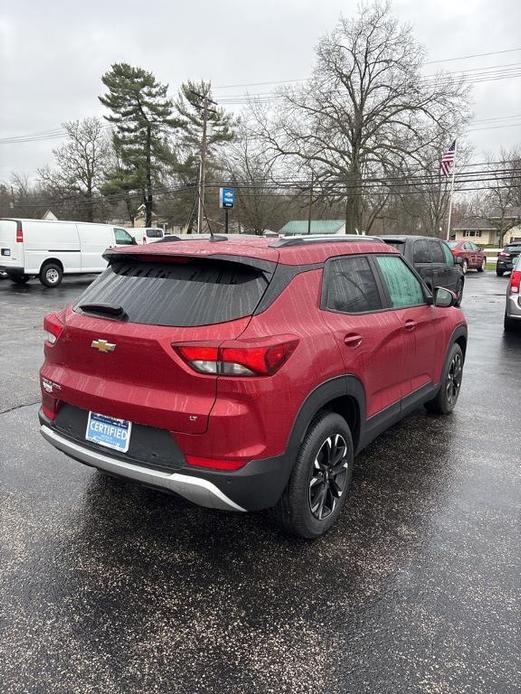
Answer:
462, 259, 468, 274
425, 343, 464, 415
496, 268, 504, 277
504, 312, 517, 332
477, 258, 486, 273
9, 274, 30, 284
39, 262, 63, 288
455, 279, 464, 307
274, 412, 354, 539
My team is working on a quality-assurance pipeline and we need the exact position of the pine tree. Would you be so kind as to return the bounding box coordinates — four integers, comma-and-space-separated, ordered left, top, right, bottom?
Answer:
99, 63, 176, 226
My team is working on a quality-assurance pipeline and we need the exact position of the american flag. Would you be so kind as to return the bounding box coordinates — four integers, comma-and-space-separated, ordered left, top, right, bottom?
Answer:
440, 140, 456, 177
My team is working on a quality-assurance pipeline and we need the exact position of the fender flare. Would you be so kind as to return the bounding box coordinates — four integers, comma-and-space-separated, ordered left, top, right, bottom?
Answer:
285, 375, 367, 463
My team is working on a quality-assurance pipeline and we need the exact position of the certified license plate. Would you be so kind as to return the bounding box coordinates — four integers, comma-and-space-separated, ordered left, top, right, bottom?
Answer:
85, 411, 132, 453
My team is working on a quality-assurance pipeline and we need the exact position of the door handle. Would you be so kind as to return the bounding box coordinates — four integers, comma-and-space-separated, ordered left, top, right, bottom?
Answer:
404, 319, 417, 332
344, 333, 363, 348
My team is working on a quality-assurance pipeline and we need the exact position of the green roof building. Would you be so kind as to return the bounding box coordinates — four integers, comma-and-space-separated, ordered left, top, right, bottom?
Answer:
279, 220, 346, 236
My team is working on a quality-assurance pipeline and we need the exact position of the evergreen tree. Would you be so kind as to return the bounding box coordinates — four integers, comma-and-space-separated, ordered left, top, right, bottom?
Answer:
99, 63, 176, 226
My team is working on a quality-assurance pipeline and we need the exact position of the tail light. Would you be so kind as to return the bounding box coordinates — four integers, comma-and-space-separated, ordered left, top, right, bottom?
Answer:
499, 251, 510, 257
510, 270, 521, 294
44, 312, 64, 345
174, 338, 299, 377
16, 220, 23, 243
185, 455, 247, 471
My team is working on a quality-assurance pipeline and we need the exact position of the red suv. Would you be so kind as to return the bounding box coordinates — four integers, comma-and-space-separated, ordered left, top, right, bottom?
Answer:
39, 235, 467, 538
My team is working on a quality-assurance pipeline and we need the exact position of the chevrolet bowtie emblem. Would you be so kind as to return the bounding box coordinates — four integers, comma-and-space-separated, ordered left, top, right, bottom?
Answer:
91, 339, 116, 353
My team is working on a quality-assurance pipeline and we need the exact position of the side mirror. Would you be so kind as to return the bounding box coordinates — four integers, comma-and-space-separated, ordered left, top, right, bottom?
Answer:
434, 287, 457, 308
454, 256, 464, 266
131, 237, 138, 245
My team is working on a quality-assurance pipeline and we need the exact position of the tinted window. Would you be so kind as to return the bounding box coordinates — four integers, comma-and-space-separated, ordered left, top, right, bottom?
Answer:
441, 242, 454, 264
74, 259, 269, 327
114, 228, 134, 245
383, 241, 405, 253
146, 229, 163, 238
324, 256, 382, 313
413, 239, 431, 264
505, 245, 521, 253
376, 256, 425, 308
429, 240, 445, 263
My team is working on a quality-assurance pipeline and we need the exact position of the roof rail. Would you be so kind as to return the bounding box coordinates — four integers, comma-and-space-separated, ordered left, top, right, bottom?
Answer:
270, 234, 384, 248
154, 235, 182, 243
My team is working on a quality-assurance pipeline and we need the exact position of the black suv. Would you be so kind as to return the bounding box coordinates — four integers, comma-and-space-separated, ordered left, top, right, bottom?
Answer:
496, 241, 521, 276
379, 235, 464, 305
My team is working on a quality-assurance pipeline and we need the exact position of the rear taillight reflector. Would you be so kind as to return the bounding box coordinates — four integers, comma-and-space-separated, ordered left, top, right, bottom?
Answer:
185, 455, 247, 471
16, 221, 23, 243
44, 312, 64, 344
174, 339, 299, 377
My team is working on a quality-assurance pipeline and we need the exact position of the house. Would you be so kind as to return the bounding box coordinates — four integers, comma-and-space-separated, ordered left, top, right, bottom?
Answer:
41, 209, 58, 221
279, 219, 346, 235
450, 217, 499, 245
451, 208, 521, 246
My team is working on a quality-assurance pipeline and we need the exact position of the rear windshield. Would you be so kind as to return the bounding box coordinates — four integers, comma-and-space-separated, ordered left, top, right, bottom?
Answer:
383, 240, 405, 252
74, 259, 270, 327
146, 229, 163, 238
447, 242, 458, 248
504, 245, 521, 253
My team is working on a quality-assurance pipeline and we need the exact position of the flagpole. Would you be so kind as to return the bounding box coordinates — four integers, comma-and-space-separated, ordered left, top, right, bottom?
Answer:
445, 141, 457, 241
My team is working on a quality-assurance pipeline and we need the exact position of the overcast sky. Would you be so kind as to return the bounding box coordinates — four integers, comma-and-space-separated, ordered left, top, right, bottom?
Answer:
1, 0, 520, 181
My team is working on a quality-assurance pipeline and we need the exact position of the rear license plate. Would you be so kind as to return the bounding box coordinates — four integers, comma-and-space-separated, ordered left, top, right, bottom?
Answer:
85, 412, 132, 453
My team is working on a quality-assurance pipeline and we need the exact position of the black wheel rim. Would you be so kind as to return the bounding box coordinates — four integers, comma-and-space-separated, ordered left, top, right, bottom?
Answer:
308, 434, 349, 521
446, 352, 463, 405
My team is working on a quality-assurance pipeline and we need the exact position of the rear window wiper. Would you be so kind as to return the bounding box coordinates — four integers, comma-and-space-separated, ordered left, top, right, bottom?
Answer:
78, 302, 128, 320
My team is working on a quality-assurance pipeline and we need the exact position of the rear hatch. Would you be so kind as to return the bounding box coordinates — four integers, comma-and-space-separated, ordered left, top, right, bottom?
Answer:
43, 252, 277, 434
0, 219, 22, 268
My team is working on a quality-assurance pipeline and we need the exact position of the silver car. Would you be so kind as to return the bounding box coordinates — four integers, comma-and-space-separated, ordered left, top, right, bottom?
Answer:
504, 256, 521, 331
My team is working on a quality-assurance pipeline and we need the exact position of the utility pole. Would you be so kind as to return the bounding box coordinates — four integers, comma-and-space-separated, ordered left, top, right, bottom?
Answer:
307, 170, 314, 235
190, 89, 217, 234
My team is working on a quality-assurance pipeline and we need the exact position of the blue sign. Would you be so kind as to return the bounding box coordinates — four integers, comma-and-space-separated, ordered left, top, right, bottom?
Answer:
219, 187, 235, 209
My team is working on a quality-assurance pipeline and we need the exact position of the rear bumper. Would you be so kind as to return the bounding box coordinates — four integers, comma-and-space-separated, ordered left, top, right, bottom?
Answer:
506, 295, 521, 319
39, 410, 294, 512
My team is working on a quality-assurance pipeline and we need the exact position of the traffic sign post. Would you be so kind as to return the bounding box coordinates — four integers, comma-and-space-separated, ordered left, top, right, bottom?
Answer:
219, 187, 235, 234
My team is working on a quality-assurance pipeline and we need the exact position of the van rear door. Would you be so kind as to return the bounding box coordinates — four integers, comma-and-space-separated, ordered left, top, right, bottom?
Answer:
0, 219, 23, 271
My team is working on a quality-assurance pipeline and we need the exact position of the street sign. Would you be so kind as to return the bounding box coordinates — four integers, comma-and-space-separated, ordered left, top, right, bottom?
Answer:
219, 187, 235, 209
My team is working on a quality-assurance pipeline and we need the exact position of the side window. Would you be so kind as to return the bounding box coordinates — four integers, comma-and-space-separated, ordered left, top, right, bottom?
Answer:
324, 256, 383, 313
376, 256, 425, 308
441, 242, 454, 265
463, 242, 472, 251
413, 239, 431, 264
429, 240, 445, 264
114, 228, 134, 245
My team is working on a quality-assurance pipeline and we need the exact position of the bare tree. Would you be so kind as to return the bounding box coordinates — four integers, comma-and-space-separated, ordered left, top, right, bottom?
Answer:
251, 2, 470, 233
484, 149, 521, 245
39, 117, 110, 222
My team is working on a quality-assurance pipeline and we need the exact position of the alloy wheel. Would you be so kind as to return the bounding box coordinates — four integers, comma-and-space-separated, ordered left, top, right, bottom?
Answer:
446, 352, 463, 405
308, 434, 349, 520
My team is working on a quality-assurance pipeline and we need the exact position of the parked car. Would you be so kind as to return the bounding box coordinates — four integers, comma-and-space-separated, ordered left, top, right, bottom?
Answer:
504, 256, 521, 332
0, 218, 136, 287
496, 241, 521, 277
447, 240, 487, 274
379, 235, 465, 305
135, 227, 165, 244
39, 235, 467, 538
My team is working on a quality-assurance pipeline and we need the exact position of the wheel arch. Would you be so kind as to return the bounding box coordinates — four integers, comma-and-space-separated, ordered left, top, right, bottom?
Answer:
39, 257, 64, 274
286, 376, 367, 461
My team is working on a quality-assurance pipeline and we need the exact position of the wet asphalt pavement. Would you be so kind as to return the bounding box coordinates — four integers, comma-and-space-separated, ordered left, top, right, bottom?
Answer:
0, 272, 519, 694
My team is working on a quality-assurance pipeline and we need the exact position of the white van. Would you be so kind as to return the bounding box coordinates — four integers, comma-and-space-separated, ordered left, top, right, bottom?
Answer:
134, 227, 165, 244
0, 218, 136, 287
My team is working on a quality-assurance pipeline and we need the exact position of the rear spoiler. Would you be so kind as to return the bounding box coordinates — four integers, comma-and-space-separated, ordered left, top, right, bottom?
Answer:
102, 249, 277, 276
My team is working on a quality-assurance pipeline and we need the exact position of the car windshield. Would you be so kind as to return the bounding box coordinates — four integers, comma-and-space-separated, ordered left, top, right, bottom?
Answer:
447, 242, 458, 248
